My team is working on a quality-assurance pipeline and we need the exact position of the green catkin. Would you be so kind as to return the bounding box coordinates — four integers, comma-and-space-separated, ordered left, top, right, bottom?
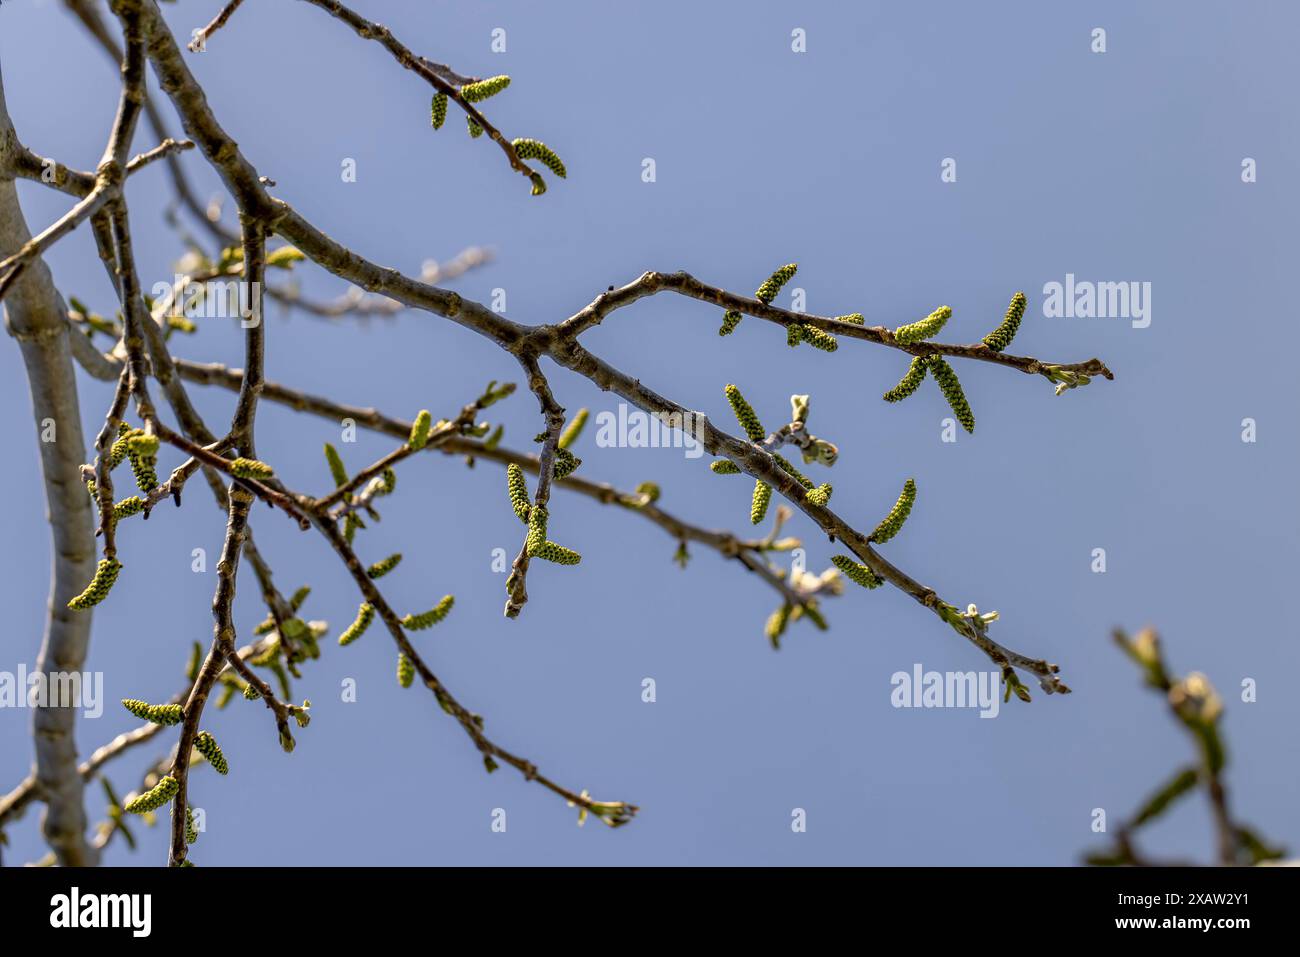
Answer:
558, 408, 589, 449
836, 313, 865, 325
128, 454, 157, 494
402, 595, 455, 630
397, 653, 415, 688
108, 426, 132, 469
367, 553, 403, 579
242, 683, 260, 701
755, 263, 797, 304
338, 603, 375, 646
461, 75, 511, 102
430, 92, 448, 129
786, 323, 803, 347
121, 699, 184, 726
466, 115, 483, 137
323, 443, 348, 487
126, 431, 158, 458
831, 554, 885, 589
710, 460, 741, 475
186, 807, 198, 844
229, 457, 274, 480
983, 291, 1027, 352
506, 463, 531, 523
112, 496, 145, 520
751, 480, 772, 525
870, 478, 917, 544
68, 558, 122, 610
408, 409, 433, 450
194, 731, 228, 775
530, 541, 582, 565
799, 325, 839, 352
512, 138, 567, 178
718, 310, 743, 336
893, 305, 952, 344
883, 356, 929, 402
765, 603, 793, 647
553, 448, 581, 480
376, 468, 397, 495
526, 505, 549, 555
724, 384, 766, 443
806, 483, 833, 507
124, 775, 178, 814
125, 432, 158, 493
927, 357, 975, 433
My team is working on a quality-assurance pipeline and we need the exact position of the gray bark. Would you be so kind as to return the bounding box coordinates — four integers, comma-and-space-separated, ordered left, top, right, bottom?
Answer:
0, 64, 98, 866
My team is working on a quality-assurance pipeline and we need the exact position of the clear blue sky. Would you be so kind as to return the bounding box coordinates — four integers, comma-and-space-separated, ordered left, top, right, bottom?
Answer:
2, 0, 1297, 865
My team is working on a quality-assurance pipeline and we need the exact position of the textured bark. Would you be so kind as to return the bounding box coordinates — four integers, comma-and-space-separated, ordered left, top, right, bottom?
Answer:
0, 68, 98, 866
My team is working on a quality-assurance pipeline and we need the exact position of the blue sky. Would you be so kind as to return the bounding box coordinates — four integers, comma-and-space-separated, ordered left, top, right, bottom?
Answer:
2, 0, 1297, 865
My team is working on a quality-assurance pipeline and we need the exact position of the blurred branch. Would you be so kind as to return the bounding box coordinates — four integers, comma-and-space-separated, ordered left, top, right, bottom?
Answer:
1084, 628, 1286, 868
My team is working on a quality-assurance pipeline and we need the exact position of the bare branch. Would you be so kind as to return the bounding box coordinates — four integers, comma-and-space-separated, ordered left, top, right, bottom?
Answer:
188, 0, 247, 51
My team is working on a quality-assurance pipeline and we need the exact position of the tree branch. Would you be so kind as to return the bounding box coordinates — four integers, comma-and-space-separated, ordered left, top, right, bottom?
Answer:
556, 269, 1114, 385
0, 71, 98, 868
172, 358, 830, 617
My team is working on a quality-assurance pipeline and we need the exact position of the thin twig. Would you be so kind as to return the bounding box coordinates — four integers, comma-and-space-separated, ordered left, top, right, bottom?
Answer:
188, 0, 247, 51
